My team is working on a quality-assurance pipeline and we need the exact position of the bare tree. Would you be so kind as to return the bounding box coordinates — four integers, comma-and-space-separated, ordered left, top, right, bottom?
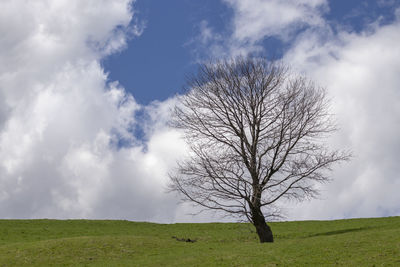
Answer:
169, 57, 349, 243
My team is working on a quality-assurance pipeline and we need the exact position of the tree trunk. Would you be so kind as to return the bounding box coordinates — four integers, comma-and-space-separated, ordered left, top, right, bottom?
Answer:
252, 208, 274, 243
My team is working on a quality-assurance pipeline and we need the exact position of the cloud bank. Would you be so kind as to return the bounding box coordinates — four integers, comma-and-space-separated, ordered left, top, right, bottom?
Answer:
284, 13, 400, 220
0, 0, 185, 222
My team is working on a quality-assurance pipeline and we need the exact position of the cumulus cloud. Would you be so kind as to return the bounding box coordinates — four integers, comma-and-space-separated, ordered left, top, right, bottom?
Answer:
0, 0, 184, 222
191, 1, 400, 220
283, 14, 400, 220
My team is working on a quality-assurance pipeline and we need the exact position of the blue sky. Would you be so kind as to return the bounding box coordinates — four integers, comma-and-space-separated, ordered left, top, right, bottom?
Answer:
0, 0, 399, 222
103, 0, 230, 104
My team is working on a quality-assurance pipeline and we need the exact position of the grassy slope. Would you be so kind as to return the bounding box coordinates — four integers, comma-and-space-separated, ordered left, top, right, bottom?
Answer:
0, 217, 399, 266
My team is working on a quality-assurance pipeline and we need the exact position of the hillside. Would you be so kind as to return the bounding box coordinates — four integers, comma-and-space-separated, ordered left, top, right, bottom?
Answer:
0, 216, 399, 266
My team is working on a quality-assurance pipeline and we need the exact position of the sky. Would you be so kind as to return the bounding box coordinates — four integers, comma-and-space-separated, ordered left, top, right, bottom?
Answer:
0, 0, 399, 223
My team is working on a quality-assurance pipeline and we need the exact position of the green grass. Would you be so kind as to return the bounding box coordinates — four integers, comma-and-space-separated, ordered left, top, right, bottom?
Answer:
0, 217, 399, 266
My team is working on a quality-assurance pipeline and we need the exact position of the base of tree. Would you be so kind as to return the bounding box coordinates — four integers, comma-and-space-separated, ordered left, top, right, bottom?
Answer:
252, 209, 274, 243
255, 223, 274, 243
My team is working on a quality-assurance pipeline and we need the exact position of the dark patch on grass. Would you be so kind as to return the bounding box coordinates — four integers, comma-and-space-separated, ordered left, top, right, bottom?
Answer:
308, 226, 374, 237
172, 236, 197, 243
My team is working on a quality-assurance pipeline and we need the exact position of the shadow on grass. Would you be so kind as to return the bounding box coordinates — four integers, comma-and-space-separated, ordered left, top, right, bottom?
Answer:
307, 227, 375, 238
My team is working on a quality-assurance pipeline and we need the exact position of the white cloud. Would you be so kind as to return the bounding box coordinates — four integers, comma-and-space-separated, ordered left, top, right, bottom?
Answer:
224, 0, 328, 42
282, 16, 400, 220
0, 0, 185, 222
192, 0, 329, 58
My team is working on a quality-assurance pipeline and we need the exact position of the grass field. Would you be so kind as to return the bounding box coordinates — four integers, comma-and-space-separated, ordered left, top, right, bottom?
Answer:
0, 216, 399, 266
